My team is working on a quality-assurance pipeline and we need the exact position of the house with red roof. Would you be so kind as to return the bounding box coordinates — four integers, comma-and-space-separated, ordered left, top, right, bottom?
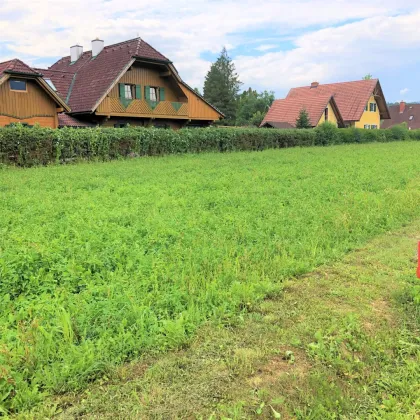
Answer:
0, 59, 70, 128
0, 37, 224, 129
381, 101, 420, 130
261, 79, 390, 129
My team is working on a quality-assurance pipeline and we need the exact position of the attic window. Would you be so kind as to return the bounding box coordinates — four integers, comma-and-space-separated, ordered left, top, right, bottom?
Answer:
45, 78, 57, 91
324, 107, 328, 121
10, 79, 27, 91
124, 84, 135, 100
369, 103, 377, 112
149, 87, 159, 102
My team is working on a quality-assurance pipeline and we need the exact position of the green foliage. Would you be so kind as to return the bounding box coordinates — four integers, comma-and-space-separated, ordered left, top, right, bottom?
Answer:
249, 111, 265, 127
0, 123, 418, 168
1, 142, 420, 413
203, 47, 242, 125
363, 74, 373, 80
295, 108, 312, 129
314, 121, 339, 145
236, 89, 274, 126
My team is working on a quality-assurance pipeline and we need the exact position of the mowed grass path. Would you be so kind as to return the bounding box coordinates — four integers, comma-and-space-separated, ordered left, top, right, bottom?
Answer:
1, 142, 420, 412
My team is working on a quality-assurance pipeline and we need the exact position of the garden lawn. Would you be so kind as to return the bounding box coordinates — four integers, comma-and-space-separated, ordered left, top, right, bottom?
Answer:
1, 142, 420, 413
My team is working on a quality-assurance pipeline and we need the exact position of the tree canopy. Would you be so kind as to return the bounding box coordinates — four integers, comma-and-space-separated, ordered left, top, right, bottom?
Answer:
236, 88, 275, 126
296, 108, 312, 129
203, 47, 242, 125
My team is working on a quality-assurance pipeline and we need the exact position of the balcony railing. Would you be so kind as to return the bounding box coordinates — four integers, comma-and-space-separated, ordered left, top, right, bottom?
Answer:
97, 98, 189, 118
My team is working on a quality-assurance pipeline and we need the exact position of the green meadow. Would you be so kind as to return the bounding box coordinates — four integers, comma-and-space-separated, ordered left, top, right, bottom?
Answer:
1, 142, 420, 413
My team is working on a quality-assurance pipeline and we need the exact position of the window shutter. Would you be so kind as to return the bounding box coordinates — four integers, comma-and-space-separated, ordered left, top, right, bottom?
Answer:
135, 85, 141, 100
119, 83, 125, 98
145, 86, 150, 101
159, 87, 165, 101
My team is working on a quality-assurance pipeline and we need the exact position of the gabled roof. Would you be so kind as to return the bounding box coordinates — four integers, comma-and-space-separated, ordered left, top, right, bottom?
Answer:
0, 58, 70, 112
48, 38, 171, 113
261, 93, 344, 128
0, 59, 41, 78
381, 103, 420, 130
287, 79, 390, 122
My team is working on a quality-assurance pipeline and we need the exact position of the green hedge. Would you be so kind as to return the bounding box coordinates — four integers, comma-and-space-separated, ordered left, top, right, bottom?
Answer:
0, 123, 419, 167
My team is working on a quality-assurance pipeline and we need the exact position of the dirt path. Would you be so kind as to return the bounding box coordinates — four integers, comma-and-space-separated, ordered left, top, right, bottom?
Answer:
21, 221, 420, 419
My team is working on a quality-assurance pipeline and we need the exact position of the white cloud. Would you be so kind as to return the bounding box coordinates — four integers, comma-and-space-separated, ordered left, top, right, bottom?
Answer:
255, 44, 278, 51
0, 1, 420, 94
400, 88, 409, 95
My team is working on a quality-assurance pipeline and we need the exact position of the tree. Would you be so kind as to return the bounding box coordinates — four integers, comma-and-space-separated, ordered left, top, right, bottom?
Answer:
249, 111, 265, 127
363, 74, 373, 80
203, 47, 242, 125
236, 88, 275, 126
296, 108, 312, 129
193, 87, 202, 96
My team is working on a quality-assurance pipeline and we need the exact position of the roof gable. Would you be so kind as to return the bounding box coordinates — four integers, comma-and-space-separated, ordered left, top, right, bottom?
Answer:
287, 79, 390, 121
261, 93, 343, 128
48, 38, 170, 112
0, 59, 41, 78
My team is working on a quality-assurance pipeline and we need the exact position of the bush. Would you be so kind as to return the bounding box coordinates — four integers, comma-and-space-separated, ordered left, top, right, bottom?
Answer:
314, 122, 338, 145
0, 124, 418, 167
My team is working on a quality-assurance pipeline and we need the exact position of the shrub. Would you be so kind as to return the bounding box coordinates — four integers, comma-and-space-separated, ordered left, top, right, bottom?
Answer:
314, 122, 338, 145
0, 123, 418, 167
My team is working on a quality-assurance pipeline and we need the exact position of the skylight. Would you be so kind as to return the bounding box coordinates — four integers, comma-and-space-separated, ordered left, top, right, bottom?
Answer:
45, 78, 57, 91
409, 116, 414, 120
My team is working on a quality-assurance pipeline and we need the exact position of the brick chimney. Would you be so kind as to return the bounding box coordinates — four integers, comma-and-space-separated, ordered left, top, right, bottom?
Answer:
310, 81, 319, 88
399, 101, 406, 114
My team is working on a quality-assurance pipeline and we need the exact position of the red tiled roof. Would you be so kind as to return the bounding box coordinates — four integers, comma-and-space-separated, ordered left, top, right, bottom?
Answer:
381, 103, 420, 130
58, 113, 95, 127
287, 79, 389, 122
261, 92, 340, 128
34, 68, 74, 102
0, 59, 40, 78
48, 38, 170, 113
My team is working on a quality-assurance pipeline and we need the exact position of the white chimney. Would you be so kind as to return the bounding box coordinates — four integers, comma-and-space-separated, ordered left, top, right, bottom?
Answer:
70, 45, 83, 62
92, 38, 104, 57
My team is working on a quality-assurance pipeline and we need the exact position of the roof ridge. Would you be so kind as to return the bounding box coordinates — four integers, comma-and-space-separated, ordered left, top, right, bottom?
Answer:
35, 67, 73, 74
137, 39, 169, 60
292, 78, 378, 90
57, 37, 142, 60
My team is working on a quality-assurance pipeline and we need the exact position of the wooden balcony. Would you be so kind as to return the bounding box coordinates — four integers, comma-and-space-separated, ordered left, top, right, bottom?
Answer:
96, 98, 189, 119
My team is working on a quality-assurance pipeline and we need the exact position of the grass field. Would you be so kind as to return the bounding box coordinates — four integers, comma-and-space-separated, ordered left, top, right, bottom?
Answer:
1, 142, 420, 414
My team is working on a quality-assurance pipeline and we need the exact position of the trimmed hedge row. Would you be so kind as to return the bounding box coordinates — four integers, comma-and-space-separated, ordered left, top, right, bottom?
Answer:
0, 123, 419, 167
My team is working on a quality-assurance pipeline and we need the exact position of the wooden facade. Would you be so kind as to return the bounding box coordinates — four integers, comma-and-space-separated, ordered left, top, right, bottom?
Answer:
95, 62, 221, 126
0, 78, 61, 128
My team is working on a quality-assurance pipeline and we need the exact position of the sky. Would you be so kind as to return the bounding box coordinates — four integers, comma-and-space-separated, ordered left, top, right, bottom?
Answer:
1, 0, 420, 102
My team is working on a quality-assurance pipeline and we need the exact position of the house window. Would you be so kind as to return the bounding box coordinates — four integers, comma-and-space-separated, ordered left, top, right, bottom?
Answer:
324, 107, 328, 121
365, 104, 368, 111
371, 125, 378, 129
149, 87, 159, 102
364, 124, 371, 129
124, 84, 135, 100
369, 103, 377, 112
10, 79, 27, 91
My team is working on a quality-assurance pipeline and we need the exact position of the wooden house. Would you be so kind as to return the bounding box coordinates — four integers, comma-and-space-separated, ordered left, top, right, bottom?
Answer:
38, 38, 224, 128
0, 59, 70, 128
